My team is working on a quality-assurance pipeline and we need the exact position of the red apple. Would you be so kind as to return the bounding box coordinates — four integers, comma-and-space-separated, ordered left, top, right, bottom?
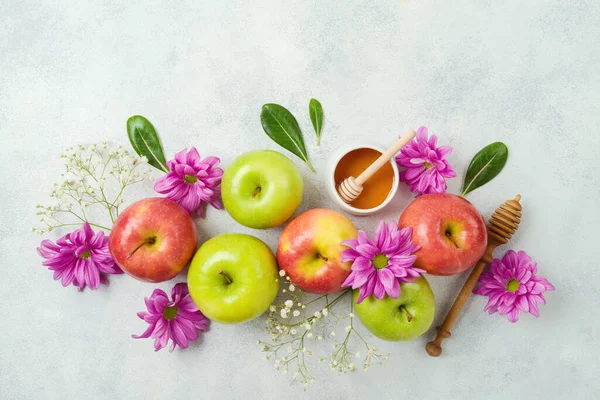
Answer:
276, 208, 358, 294
109, 198, 198, 282
398, 193, 487, 276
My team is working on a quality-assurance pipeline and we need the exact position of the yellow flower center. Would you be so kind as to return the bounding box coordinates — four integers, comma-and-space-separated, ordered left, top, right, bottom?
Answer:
184, 174, 197, 184
79, 250, 91, 259
163, 306, 179, 320
372, 254, 389, 270
506, 279, 520, 292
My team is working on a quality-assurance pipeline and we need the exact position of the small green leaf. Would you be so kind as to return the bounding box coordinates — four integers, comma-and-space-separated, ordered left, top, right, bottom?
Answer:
126, 115, 169, 173
461, 142, 508, 196
260, 104, 315, 172
309, 98, 323, 145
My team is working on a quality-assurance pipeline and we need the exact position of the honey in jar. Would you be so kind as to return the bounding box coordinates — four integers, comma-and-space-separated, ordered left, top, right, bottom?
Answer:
334, 147, 395, 210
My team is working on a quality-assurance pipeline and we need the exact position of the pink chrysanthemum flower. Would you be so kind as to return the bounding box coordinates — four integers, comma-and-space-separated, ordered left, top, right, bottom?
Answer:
154, 147, 224, 216
474, 250, 555, 323
132, 283, 209, 352
395, 126, 456, 196
37, 222, 122, 291
341, 221, 424, 303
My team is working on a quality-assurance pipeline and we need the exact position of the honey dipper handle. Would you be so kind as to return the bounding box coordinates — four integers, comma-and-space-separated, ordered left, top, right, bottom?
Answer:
426, 258, 489, 357
354, 130, 416, 186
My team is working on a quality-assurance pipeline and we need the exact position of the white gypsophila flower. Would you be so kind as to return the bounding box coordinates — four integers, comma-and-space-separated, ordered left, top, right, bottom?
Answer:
307, 333, 313, 339
330, 331, 336, 336
284, 300, 293, 308
280, 309, 288, 318
349, 313, 354, 318
270, 306, 276, 312
314, 311, 321, 318
345, 325, 351, 333
290, 329, 297, 335
289, 284, 295, 292
322, 308, 328, 316
279, 270, 286, 277
292, 310, 300, 317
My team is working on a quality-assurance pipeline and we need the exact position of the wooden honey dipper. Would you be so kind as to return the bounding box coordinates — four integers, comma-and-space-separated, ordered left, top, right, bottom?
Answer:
425, 194, 523, 357
337, 130, 416, 203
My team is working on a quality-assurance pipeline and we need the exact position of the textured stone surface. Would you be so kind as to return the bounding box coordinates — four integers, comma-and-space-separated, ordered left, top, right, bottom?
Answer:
1, 1, 599, 399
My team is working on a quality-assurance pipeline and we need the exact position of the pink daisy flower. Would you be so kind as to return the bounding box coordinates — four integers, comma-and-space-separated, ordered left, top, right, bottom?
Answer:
395, 126, 456, 196
341, 221, 424, 303
132, 282, 210, 352
37, 222, 122, 291
474, 250, 555, 322
154, 147, 223, 216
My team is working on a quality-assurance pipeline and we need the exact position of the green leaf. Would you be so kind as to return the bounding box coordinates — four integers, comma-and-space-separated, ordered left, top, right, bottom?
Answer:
260, 104, 315, 172
309, 98, 323, 145
461, 142, 509, 196
126, 115, 169, 173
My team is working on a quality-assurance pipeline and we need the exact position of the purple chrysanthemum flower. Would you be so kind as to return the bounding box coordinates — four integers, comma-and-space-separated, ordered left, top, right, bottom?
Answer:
154, 147, 224, 216
395, 126, 456, 196
37, 222, 122, 291
132, 283, 209, 352
474, 250, 555, 323
341, 221, 424, 303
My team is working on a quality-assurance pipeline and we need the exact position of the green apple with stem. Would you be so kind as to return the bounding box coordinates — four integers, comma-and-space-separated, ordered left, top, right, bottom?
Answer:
221, 150, 303, 229
353, 276, 435, 341
187, 233, 279, 324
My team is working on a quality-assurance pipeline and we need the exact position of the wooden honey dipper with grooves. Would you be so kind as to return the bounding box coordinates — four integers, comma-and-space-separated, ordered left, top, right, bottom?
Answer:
337, 130, 416, 203
425, 194, 523, 357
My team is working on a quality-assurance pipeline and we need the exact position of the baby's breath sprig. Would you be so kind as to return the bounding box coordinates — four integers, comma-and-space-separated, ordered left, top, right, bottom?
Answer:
258, 270, 388, 389
323, 301, 388, 373
33, 143, 152, 234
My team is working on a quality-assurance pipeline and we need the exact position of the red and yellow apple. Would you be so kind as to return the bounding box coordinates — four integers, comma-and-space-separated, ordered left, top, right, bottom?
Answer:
276, 208, 357, 294
398, 193, 487, 276
109, 198, 198, 282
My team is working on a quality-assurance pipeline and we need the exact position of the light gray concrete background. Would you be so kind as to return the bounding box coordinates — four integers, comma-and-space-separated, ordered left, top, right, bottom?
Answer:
1, 1, 599, 399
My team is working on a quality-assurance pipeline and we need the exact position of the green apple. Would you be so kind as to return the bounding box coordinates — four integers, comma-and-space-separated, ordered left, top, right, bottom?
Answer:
221, 150, 303, 229
353, 276, 435, 341
187, 233, 279, 324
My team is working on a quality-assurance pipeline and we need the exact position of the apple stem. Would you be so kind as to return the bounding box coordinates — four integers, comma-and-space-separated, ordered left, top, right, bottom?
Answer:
445, 231, 460, 249
218, 270, 233, 284
252, 186, 262, 198
127, 237, 156, 259
399, 306, 413, 322
317, 253, 329, 262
